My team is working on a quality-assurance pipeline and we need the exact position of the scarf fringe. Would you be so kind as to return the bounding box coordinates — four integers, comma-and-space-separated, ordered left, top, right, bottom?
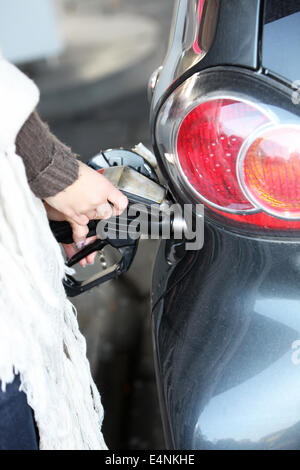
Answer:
0, 150, 107, 450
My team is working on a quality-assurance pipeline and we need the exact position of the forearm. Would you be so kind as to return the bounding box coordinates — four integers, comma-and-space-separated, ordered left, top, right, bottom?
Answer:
16, 112, 79, 199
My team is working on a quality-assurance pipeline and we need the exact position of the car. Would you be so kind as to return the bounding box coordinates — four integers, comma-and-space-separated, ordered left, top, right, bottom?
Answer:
149, 0, 300, 450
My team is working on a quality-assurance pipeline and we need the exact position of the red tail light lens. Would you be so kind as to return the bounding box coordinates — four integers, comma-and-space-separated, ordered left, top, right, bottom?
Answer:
239, 125, 300, 219
177, 98, 271, 213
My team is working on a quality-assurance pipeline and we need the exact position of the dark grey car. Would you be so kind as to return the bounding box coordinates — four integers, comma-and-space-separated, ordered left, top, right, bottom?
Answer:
150, 0, 300, 450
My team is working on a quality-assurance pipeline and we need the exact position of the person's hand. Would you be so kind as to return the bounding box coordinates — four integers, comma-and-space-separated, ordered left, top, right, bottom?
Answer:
45, 160, 128, 224
45, 160, 128, 249
44, 202, 97, 266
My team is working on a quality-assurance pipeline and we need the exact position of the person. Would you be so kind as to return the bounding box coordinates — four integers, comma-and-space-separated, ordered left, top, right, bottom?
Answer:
0, 53, 128, 450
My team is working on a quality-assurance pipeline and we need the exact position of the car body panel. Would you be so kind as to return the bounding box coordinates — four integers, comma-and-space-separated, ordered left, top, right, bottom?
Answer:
153, 0, 261, 110
152, 227, 300, 450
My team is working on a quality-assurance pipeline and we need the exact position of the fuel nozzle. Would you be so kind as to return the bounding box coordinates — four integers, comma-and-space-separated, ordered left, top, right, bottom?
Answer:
98, 166, 187, 238
49, 149, 189, 296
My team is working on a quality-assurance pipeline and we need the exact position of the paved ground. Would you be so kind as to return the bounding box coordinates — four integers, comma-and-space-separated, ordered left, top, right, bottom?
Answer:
28, 0, 175, 449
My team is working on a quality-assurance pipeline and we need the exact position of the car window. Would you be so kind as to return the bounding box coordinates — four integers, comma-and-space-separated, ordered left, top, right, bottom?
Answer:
263, 0, 300, 82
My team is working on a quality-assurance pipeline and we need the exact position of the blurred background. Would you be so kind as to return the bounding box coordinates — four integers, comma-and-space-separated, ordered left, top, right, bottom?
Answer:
0, 0, 175, 449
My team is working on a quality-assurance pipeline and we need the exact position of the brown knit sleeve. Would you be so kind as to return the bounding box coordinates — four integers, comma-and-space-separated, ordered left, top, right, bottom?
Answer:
15, 112, 79, 199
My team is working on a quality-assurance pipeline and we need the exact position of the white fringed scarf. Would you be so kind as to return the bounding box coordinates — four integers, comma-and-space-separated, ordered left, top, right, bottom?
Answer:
0, 147, 107, 450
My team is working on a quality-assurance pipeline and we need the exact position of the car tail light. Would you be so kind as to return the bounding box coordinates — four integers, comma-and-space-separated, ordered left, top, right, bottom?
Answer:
238, 125, 300, 219
155, 71, 300, 231
193, 0, 206, 55
177, 98, 270, 213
